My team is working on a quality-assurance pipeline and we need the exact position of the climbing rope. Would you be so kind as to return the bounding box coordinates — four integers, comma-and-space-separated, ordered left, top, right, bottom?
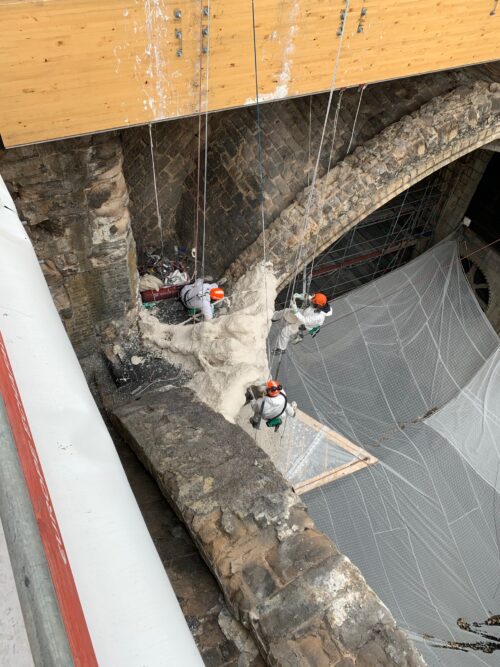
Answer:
200, 0, 211, 283
287, 0, 351, 305
194, 112, 202, 279
300, 96, 315, 296
148, 123, 165, 258
304, 84, 367, 294
306, 83, 368, 296
346, 84, 366, 156
271, 1, 353, 371
268, 6, 356, 378
250, 0, 272, 368
306, 88, 345, 294
307, 96, 313, 187
193, 0, 205, 279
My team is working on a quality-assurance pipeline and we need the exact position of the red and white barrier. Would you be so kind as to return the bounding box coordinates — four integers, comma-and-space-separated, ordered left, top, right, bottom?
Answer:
0, 177, 203, 666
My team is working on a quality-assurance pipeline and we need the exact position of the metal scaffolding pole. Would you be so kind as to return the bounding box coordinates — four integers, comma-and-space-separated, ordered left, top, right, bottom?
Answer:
0, 397, 73, 667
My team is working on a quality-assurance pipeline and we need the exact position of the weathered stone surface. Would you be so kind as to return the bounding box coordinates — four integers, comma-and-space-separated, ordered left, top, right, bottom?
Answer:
0, 133, 138, 354
225, 80, 500, 288
111, 386, 426, 666
109, 412, 264, 667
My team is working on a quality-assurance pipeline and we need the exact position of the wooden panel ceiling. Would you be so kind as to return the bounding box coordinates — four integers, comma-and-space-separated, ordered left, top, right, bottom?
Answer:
0, 0, 499, 147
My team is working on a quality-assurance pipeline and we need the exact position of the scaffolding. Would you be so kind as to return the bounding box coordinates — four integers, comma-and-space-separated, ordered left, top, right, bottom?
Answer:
277, 169, 447, 307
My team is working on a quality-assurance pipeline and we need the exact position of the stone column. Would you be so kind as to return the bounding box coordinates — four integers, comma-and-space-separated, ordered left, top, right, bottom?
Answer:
0, 133, 138, 356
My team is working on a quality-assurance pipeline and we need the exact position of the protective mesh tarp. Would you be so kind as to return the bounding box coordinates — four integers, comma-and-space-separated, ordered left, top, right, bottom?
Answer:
271, 239, 500, 665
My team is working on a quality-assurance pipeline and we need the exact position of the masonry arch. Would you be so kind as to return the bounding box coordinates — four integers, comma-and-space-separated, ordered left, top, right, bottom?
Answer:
225, 80, 500, 290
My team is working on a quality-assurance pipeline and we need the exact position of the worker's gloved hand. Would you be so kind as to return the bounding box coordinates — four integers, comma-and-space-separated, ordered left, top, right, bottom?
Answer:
291, 400, 298, 417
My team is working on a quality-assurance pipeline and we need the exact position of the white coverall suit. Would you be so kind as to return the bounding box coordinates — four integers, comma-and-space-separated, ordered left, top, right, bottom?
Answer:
179, 279, 218, 321
273, 302, 332, 350
250, 391, 296, 425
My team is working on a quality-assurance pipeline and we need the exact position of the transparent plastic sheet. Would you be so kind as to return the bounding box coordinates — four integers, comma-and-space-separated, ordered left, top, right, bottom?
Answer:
272, 415, 357, 486
270, 239, 500, 664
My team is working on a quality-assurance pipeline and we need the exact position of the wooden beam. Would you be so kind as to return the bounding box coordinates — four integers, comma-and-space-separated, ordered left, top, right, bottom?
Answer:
1, 0, 500, 146
294, 459, 371, 495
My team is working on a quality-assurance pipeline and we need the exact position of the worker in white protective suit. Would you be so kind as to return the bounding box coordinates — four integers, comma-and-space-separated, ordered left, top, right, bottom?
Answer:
179, 279, 224, 321
272, 292, 332, 352
250, 380, 297, 431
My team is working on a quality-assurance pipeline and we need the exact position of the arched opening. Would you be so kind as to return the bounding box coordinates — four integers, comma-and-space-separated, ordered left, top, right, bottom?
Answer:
275, 169, 445, 306
226, 81, 500, 293
275, 147, 500, 330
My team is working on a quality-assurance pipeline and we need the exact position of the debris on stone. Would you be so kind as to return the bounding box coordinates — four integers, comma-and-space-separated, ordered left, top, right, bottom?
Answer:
139, 273, 163, 291
130, 355, 144, 366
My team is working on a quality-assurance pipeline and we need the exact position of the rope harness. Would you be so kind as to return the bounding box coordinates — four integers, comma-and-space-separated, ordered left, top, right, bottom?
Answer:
179, 284, 211, 308
254, 392, 288, 432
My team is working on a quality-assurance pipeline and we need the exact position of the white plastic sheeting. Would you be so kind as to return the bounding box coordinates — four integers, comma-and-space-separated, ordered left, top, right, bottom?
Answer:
0, 177, 203, 666
272, 239, 500, 665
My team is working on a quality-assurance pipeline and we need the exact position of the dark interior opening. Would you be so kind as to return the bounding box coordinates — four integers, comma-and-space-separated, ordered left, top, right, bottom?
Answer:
466, 152, 500, 250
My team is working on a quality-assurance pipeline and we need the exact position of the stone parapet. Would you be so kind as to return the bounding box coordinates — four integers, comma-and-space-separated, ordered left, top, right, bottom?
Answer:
111, 386, 425, 667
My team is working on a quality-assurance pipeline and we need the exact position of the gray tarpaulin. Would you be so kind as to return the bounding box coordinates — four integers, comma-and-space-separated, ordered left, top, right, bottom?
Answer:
271, 239, 500, 665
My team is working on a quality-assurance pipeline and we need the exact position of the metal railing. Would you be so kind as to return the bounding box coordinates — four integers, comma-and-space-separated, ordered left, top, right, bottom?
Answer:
0, 397, 73, 666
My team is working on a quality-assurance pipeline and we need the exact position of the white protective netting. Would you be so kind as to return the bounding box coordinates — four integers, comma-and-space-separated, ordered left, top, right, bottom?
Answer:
270, 239, 500, 665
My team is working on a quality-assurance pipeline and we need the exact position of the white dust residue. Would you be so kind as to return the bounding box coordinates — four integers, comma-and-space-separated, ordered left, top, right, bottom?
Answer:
245, 2, 300, 106
140, 263, 277, 422
139, 0, 169, 119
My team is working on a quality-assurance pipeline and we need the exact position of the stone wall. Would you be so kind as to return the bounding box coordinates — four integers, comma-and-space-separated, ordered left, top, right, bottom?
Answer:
121, 119, 201, 257
112, 386, 425, 667
226, 81, 500, 288
434, 149, 492, 241
121, 68, 472, 277
0, 133, 138, 355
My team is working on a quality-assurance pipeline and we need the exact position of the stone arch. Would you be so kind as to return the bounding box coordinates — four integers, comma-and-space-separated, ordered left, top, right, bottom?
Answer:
225, 80, 500, 289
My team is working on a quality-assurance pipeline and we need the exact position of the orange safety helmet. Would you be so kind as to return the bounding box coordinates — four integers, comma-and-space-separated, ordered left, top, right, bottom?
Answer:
311, 292, 327, 307
266, 379, 282, 397
210, 287, 225, 301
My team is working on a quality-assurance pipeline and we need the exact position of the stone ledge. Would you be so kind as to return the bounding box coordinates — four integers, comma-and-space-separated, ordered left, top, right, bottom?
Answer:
111, 386, 425, 667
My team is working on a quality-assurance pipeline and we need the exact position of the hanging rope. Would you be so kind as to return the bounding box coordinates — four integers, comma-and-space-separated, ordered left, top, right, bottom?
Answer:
287, 0, 351, 305
306, 83, 368, 296
307, 96, 313, 187
269, 5, 352, 375
193, 2, 205, 279
306, 88, 345, 294
194, 113, 202, 278
346, 84, 366, 155
301, 97, 315, 294
148, 123, 165, 258
250, 0, 272, 367
200, 0, 211, 282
